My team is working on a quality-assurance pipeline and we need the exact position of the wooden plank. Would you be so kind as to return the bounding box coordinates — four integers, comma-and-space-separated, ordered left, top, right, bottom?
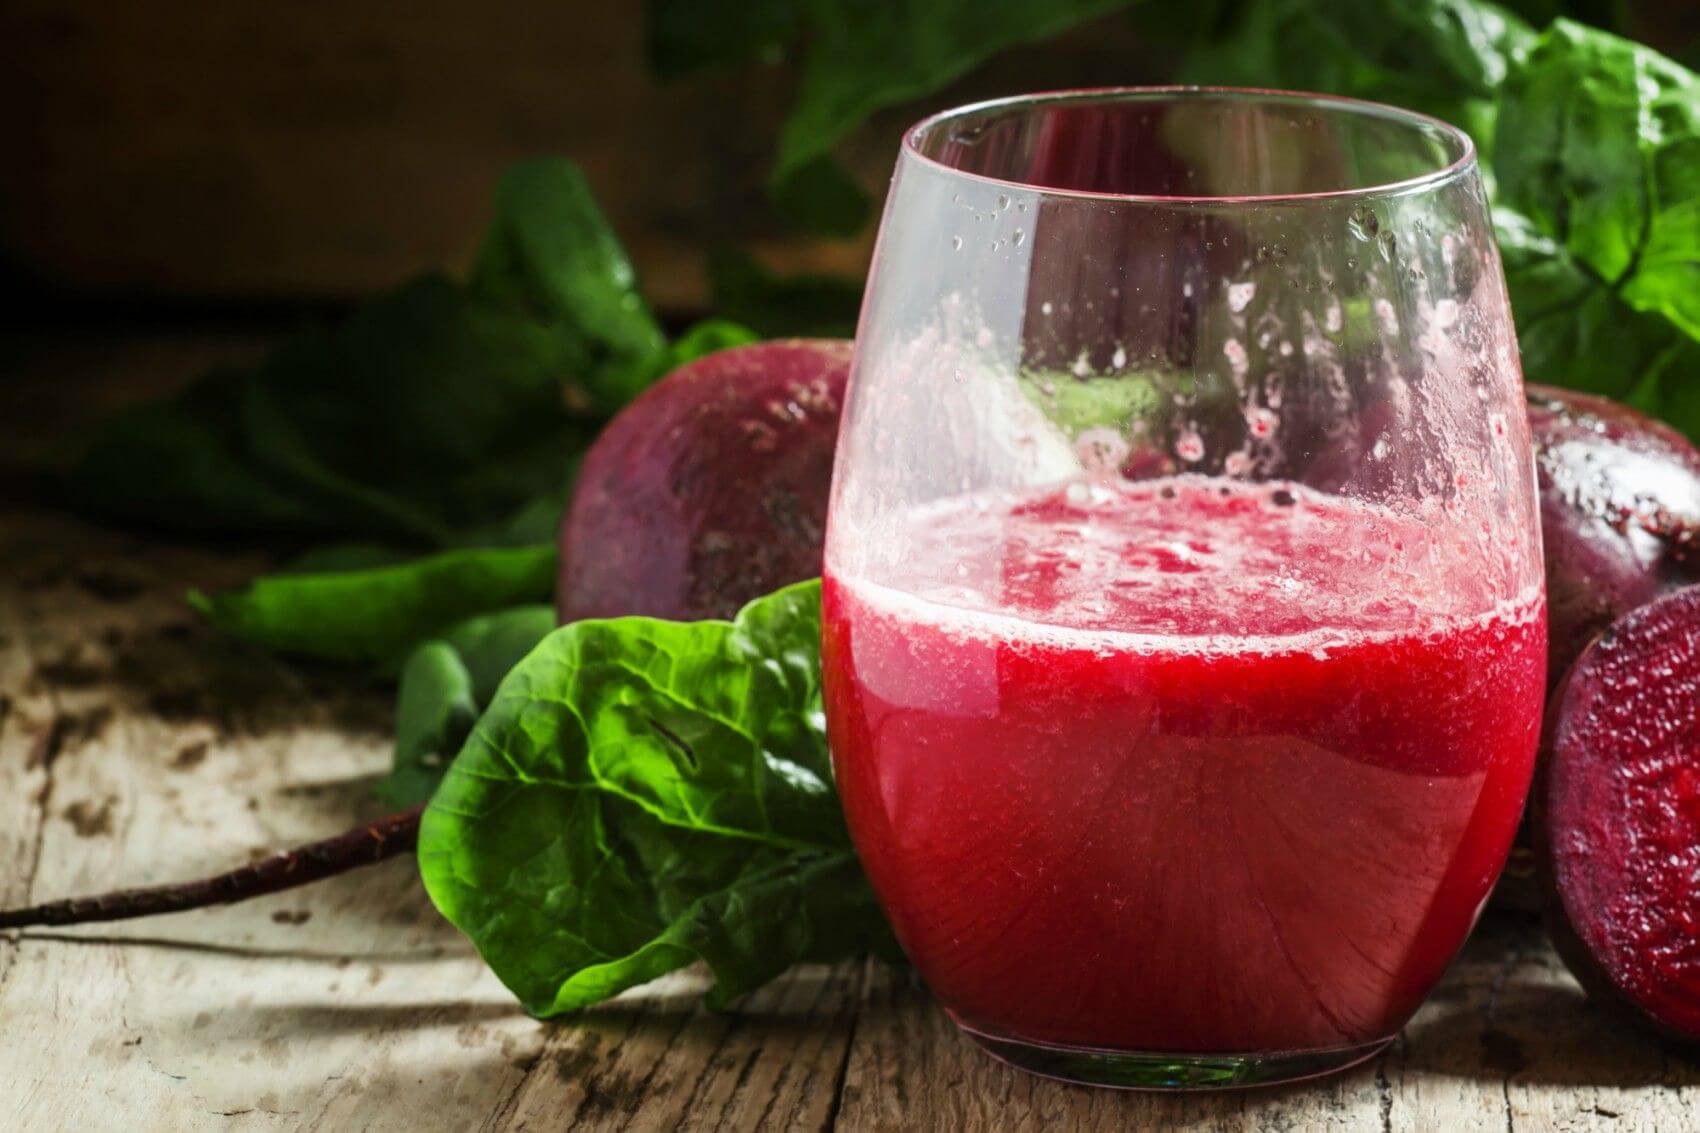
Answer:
4, 331, 1694, 1130
0, 506, 872, 1131
835, 915, 1700, 1131
2, 506, 1694, 1131
1396, 915, 1700, 1132
0, 508, 539, 1129
0, 543, 58, 996
487, 963, 863, 1132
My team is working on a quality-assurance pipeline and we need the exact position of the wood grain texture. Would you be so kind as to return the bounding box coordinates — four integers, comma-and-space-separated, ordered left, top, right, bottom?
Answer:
2, 333, 1697, 1130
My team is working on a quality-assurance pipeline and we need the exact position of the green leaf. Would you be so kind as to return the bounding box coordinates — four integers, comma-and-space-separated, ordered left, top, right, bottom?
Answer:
770, 156, 872, 238
708, 248, 863, 339
244, 277, 590, 545
282, 543, 416, 574
380, 605, 558, 806
1174, 0, 1534, 147
651, 0, 1140, 232
1482, 23, 1700, 438
665, 319, 763, 368
451, 479, 579, 549
1018, 371, 1162, 437
772, 0, 1140, 186
1495, 21, 1700, 340
1178, 3, 1700, 440
1124, 0, 1237, 49
646, 0, 803, 75
60, 374, 329, 539
64, 158, 651, 548
71, 277, 586, 547
1497, 208, 1700, 420
385, 642, 479, 808
419, 579, 895, 1016
433, 604, 562, 701
470, 157, 669, 413
192, 544, 558, 664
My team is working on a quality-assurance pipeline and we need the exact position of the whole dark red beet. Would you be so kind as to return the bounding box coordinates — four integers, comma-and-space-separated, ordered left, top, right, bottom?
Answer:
558, 339, 852, 623
1528, 384, 1700, 687
1534, 585, 1700, 1042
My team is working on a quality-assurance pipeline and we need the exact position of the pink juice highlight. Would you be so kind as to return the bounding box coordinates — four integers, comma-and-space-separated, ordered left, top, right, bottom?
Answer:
822, 477, 1545, 1053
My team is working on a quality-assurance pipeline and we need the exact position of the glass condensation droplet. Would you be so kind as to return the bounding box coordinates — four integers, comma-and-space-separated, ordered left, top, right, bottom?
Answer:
1348, 206, 1380, 241
951, 121, 989, 146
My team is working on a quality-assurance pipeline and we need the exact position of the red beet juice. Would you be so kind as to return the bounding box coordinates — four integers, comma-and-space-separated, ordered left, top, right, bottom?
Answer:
822, 476, 1545, 1055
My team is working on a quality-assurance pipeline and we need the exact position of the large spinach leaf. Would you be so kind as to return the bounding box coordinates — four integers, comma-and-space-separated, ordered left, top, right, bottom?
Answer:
1495, 207, 1700, 414
419, 579, 894, 1016
1461, 20, 1700, 430
1495, 22, 1700, 345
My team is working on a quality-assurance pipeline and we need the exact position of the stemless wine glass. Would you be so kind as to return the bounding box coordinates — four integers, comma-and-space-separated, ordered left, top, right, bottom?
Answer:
820, 88, 1546, 1089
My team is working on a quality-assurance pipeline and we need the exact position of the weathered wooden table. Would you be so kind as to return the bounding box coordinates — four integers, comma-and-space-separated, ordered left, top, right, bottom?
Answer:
2, 330, 1696, 1130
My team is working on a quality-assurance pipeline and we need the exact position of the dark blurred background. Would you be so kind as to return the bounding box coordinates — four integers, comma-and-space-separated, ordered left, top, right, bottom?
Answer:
2, 0, 1695, 469
0, 3, 1180, 317
0, 4, 1160, 474
6, 1, 1698, 313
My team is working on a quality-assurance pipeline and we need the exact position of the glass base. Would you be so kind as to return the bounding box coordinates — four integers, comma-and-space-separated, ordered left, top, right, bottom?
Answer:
954, 1019, 1392, 1090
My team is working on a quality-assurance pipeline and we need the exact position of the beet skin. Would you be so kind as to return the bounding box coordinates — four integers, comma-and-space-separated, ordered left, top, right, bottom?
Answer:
558, 339, 853, 623
1528, 385, 1700, 687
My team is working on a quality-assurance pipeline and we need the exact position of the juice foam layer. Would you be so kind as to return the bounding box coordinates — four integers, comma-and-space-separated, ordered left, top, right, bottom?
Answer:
830, 476, 1536, 649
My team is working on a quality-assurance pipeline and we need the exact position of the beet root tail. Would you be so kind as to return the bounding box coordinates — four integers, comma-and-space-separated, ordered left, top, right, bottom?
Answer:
0, 807, 423, 930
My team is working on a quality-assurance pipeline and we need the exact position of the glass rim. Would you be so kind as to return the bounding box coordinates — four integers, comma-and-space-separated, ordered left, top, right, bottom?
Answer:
902, 86, 1478, 206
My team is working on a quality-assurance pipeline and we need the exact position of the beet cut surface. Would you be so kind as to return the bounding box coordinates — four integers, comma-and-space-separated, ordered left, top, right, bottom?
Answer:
1537, 584, 1700, 1041
558, 339, 852, 623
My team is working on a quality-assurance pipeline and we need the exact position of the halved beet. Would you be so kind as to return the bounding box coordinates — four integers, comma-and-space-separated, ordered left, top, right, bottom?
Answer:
558, 339, 852, 623
1535, 585, 1700, 1041
1493, 387, 1700, 913
1528, 385, 1700, 687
